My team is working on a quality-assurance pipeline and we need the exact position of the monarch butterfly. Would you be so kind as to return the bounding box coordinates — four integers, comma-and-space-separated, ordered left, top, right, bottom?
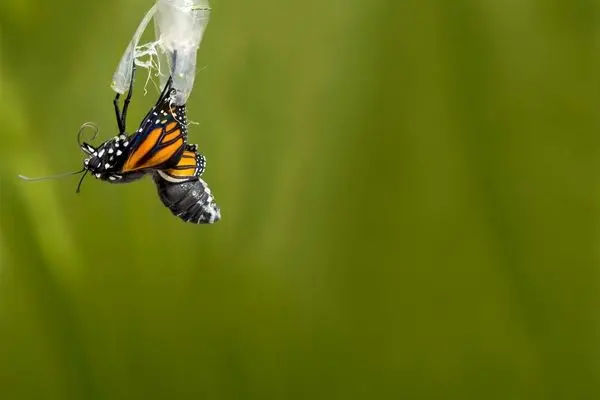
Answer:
18, 63, 221, 224
20, 65, 188, 192
80, 69, 187, 184
153, 144, 221, 224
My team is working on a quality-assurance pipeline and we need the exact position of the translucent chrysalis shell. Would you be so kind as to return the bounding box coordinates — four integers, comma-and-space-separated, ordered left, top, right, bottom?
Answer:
111, 0, 211, 105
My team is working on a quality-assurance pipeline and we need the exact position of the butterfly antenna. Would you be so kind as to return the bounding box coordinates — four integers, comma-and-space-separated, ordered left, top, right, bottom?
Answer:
77, 122, 99, 147
18, 168, 85, 182
75, 170, 89, 194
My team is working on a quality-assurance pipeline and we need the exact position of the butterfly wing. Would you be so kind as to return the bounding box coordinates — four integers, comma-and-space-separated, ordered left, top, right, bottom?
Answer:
154, 144, 206, 182
121, 81, 188, 173
152, 145, 220, 224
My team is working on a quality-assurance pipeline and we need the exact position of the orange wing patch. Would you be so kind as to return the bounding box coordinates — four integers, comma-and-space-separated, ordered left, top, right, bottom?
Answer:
182, 151, 195, 158
122, 128, 163, 172
178, 152, 197, 166
135, 138, 184, 170
165, 168, 197, 178
161, 151, 199, 179
163, 128, 182, 143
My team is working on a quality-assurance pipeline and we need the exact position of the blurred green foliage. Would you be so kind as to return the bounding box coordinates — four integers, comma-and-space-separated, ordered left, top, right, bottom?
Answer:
1, 0, 600, 398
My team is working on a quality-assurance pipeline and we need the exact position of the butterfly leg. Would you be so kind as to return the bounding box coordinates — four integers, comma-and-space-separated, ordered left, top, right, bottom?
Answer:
120, 63, 136, 133
113, 62, 137, 134
113, 93, 124, 133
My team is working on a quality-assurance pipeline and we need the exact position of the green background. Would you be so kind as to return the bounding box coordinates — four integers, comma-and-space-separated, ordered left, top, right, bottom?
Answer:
1, 0, 599, 398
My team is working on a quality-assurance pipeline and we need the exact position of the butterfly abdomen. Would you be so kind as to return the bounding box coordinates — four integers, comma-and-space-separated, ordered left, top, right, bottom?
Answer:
153, 173, 221, 224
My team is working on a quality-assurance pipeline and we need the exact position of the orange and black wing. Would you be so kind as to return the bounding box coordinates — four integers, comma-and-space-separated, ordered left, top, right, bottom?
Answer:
154, 144, 205, 183
121, 83, 188, 173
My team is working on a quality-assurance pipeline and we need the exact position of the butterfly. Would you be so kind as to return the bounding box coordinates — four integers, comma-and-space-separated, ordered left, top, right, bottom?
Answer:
153, 143, 221, 224
19, 64, 221, 224
80, 71, 187, 185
